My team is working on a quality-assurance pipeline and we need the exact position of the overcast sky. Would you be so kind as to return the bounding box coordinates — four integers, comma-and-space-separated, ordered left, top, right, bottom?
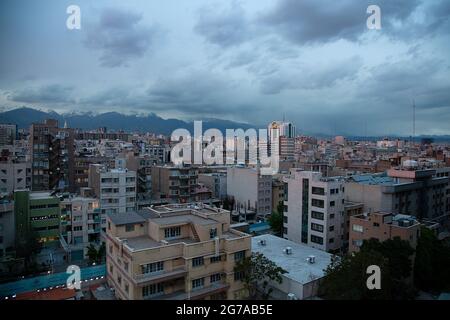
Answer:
0, 0, 449, 136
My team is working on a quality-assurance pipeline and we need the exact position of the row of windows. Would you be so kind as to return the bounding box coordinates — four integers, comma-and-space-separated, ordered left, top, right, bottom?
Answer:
142, 261, 164, 274
164, 227, 181, 239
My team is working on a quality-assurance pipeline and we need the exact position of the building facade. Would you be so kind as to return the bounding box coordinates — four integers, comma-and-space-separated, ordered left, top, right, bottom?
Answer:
89, 164, 137, 215
283, 170, 346, 253
105, 203, 251, 300
349, 212, 421, 253
30, 119, 75, 192
226, 166, 272, 217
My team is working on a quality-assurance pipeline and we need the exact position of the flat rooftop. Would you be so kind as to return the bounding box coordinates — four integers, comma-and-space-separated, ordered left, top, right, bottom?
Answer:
107, 211, 146, 226
29, 191, 57, 200
252, 235, 332, 285
123, 235, 197, 251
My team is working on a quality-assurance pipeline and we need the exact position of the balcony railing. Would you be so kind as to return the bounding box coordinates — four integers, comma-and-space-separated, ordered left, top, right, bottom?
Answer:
134, 266, 186, 284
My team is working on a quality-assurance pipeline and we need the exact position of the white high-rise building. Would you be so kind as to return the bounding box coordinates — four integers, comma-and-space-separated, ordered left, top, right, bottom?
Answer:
89, 164, 137, 214
283, 169, 345, 253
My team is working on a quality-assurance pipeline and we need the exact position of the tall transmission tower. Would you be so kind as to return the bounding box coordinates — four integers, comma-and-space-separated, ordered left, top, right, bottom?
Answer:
412, 99, 416, 144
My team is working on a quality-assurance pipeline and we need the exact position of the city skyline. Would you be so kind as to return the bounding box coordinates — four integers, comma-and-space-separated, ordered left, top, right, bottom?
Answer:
1, 0, 450, 136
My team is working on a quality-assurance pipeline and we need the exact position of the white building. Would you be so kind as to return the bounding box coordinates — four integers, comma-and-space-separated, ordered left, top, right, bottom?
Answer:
227, 166, 272, 217
252, 234, 332, 300
60, 196, 104, 261
0, 161, 31, 194
283, 170, 345, 252
89, 164, 137, 214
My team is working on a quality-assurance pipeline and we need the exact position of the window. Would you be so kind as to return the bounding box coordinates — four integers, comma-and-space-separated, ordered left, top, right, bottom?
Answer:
210, 255, 222, 263
124, 262, 129, 272
142, 261, 164, 274
373, 222, 380, 227
234, 271, 245, 281
210, 273, 221, 283
330, 213, 335, 219
311, 223, 324, 233
164, 227, 181, 239
352, 224, 364, 233
210, 228, 217, 239
310, 235, 324, 245
311, 211, 324, 220
329, 226, 334, 232
125, 224, 135, 232
312, 187, 325, 195
352, 240, 363, 247
330, 201, 335, 207
329, 238, 334, 243
283, 215, 288, 223
142, 283, 164, 298
125, 283, 129, 293
311, 199, 324, 208
192, 257, 204, 267
192, 278, 205, 289
234, 250, 246, 262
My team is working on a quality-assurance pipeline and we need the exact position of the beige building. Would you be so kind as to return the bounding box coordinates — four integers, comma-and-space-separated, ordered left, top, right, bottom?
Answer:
151, 165, 199, 204
349, 212, 421, 253
105, 203, 251, 300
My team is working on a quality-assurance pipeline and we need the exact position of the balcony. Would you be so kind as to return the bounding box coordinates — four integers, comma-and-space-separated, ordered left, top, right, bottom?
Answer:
145, 282, 229, 300
134, 266, 187, 284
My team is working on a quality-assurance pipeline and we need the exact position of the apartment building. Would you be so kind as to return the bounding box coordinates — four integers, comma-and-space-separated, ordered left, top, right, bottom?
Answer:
89, 164, 137, 215
0, 124, 17, 146
0, 196, 15, 259
151, 165, 199, 204
29, 119, 75, 192
73, 156, 113, 191
271, 177, 285, 212
198, 172, 227, 200
283, 170, 346, 253
342, 201, 364, 252
0, 159, 31, 194
14, 190, 60, 245
60, 196, 104, 261
105, 203, 251, 300
227, 166, 272, 217
349, 212, 421, 253
345, 168, 449, 223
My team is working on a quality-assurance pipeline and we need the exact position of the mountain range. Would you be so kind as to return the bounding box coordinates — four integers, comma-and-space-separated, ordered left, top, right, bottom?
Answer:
0, 107, 254, 135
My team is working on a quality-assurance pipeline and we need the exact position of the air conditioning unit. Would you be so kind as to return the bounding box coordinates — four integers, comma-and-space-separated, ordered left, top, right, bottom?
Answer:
287, 293, 297, 300
307, 255, 316, 264
284, 247, 292, 255
259, 239, 267, 246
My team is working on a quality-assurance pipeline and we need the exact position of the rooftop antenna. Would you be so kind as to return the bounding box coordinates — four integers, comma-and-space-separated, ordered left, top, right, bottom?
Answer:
412, 98, 416, 145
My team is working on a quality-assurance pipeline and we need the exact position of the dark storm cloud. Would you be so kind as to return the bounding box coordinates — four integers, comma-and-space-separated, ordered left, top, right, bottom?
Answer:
258, 0, 421, 44
7, 84, 75, 104
194, 2, 250, 48
358, 57, 450, 110
83, 8, 159, 67
260, 55, 363, 94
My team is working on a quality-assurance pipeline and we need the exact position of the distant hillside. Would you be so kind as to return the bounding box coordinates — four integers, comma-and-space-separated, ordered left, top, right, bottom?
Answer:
0, 107, 254, 135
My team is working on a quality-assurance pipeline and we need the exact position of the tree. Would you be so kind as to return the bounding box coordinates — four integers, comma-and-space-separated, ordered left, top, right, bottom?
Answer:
268, 201, 284, 236
15, 231, 42, 273
361, 237, 414, 280
320, 237, 417, 300
234, 252, 287, 299
319, 250, 392, 300
414, 227, 450, 292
